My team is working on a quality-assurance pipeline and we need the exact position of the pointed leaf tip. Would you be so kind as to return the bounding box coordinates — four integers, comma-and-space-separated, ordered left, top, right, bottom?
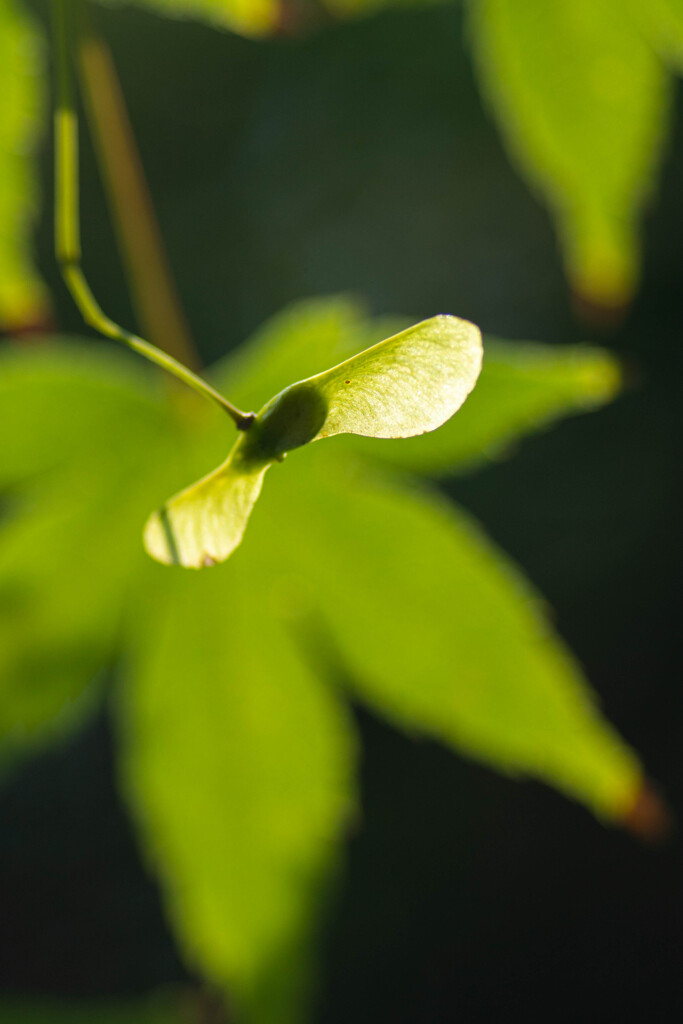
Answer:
621, 781, 673, 844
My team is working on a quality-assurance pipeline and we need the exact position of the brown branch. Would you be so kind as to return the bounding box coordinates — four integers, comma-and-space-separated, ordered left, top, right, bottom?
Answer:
76, 13, 200, 372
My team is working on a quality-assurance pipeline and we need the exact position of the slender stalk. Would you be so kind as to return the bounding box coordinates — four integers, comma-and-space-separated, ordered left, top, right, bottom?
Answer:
76, 15, 200, 372
51, 0, 255, 430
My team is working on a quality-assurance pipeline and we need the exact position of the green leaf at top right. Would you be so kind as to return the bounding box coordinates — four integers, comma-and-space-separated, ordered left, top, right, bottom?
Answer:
468, 0, 672, 314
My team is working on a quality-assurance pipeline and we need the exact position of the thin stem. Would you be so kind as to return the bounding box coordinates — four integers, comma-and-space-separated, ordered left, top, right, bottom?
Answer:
51, 0, 255, 430
77, 14, 200, 373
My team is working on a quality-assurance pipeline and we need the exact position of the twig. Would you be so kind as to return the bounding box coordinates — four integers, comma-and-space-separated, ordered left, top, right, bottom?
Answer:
51, 0, 255, 430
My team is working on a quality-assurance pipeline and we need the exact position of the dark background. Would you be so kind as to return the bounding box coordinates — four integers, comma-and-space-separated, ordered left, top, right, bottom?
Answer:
2, 2, 682, 1019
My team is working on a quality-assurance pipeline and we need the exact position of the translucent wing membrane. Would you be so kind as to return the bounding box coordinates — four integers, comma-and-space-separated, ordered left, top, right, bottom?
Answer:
143, 441, 269, 568
144, 315, 483, 568
309, 314, 482, 440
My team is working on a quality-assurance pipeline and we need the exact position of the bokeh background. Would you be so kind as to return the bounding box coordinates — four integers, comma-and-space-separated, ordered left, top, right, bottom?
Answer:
2, 1, 682, 1019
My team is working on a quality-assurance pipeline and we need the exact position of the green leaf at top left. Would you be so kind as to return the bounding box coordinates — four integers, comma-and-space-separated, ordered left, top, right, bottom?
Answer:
0, 0, 48, 328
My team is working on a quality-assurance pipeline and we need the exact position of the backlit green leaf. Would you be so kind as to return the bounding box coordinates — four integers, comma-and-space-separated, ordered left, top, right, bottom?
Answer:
256, 445, 643, 823
629, 0, 683, 70
0, 341, 176, 759
0, 340, 165, 490
0, 445, 171, 758
0, 0, 48, 328
119, 559, 355, 1023
469, 0, 671, 309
